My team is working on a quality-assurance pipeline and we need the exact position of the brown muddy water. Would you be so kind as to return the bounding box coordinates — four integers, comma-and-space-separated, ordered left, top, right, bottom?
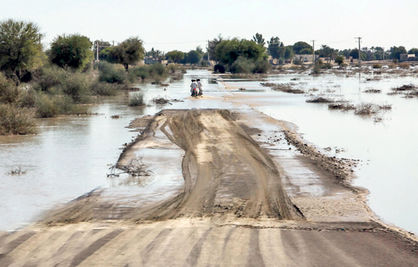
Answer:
0, 69, 417, 235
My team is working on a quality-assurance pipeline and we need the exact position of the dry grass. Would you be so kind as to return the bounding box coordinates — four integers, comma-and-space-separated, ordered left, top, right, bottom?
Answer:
328, 103, 355, 111
260, 82, 305, 94
306, 97, 335, 103
364, 89, 382, 94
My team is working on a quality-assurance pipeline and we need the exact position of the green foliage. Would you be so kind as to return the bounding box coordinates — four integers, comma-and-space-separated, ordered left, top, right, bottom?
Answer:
408, 48, 418, 57
389, 46, 407, 60
129, 93, 144, 106
35, 93, 58, 117
0, 73, 20, 103
293, 41, 312, 54
267, 37, 283, 59
32, 65, 67, 92
93, 40, 111, 60
60, 72, 91, 103
252, 33, 265, 46
215, 38, 267, 73
230, 57, 255, 73
103, 38, 145, 70
90, 82, 120, 96
184, 50, 202, 64
0, 104, 36, 135
0, 19, 43, 82
166, 50, 185, 63
98, 61, 127, 84
49, 34, 93, 70
335, 55, 344, 66
214, 64, 225, 73
253, 58, 271, 73
129, 63, 168, 83
284, 46, 294, 60
207, 35, 223, 62
17, 88, 36, 108
317, 45, 337, 61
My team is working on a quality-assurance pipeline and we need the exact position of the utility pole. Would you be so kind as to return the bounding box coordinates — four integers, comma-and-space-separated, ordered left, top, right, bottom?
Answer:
96, 41, 99, 62
311, 40, 315, 64
207, 40, 210, 64
355, 37, 362, 66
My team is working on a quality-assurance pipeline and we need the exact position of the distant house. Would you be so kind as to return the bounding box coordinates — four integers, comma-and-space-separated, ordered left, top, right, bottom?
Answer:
400, 53, 416, 62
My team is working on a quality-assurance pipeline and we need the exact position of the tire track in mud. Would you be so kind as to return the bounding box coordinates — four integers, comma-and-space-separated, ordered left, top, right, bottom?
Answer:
118, 109, 303, 221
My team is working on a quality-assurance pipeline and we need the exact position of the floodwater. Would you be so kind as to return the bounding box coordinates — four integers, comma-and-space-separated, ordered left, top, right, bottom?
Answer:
222, 70, 418, 233
1, 69, 417, 235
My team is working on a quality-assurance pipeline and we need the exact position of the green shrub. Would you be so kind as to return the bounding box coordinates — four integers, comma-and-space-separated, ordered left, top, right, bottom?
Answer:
90, 81, 120, 96
35, 94, 58, 118
17, 89, 36, 108
98, 62, 127, 84
32, 66, 67, 92
148, 63, 168, 82
254, 58, 271, 73
230, 57, 255, 73
335, 56, 344, 66
128, 63, 168, 83
0, 73, 20, 104
129, 66, 149, 81
60, 73, 91, 103
129, 93, 144, 106
0, 104, 36, 135
214, 64, 226, 73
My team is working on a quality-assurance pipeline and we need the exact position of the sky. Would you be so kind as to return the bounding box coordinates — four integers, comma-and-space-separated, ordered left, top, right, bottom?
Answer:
1, 0, 417, 52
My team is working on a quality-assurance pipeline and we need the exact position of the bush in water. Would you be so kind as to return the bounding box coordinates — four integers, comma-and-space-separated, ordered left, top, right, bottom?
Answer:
98, 62, 127, 84
0, 104, 36, 135
129, 93, 145, 106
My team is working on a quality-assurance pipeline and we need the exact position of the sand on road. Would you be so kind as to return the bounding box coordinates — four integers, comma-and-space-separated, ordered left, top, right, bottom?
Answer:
0, 109, 416, 266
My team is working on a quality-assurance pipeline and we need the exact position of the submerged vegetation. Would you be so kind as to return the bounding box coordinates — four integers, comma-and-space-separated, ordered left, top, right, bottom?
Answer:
0, 19, 183, 135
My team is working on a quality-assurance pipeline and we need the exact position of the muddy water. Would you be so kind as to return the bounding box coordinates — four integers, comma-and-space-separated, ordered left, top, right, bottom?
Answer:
224, 72, 418, 234
1, 69, 417, 234
0, 70, 231, 231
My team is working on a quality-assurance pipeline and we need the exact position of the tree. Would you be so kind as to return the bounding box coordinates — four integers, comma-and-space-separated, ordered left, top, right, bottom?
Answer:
166, 50, 185, 63
93, 40, 111, 60
49, 34, 93, 70
0, 19, 43, 83
184, 50, 202, 64
252, 33, 265, 46
215, 38, 266, 67
317, 45, 337, 62
408, 48, 418, 57
389, 46, 407, 60
335, 55, 344, 66
114, 37, 145, 70
207, 35, 223, 62
284, 46, 294, 60
214, 38, 268, 73
267, 37, 283, 59
146, 48, 164, 61
293, 41, 312, 54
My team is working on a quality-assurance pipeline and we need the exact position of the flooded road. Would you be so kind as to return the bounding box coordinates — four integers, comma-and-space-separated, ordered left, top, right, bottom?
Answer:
222, 71, 418, 233
1, 69, 417, 236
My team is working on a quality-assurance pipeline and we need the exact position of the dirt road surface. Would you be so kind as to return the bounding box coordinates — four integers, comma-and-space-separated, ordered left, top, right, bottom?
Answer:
0, 109, 417, 266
